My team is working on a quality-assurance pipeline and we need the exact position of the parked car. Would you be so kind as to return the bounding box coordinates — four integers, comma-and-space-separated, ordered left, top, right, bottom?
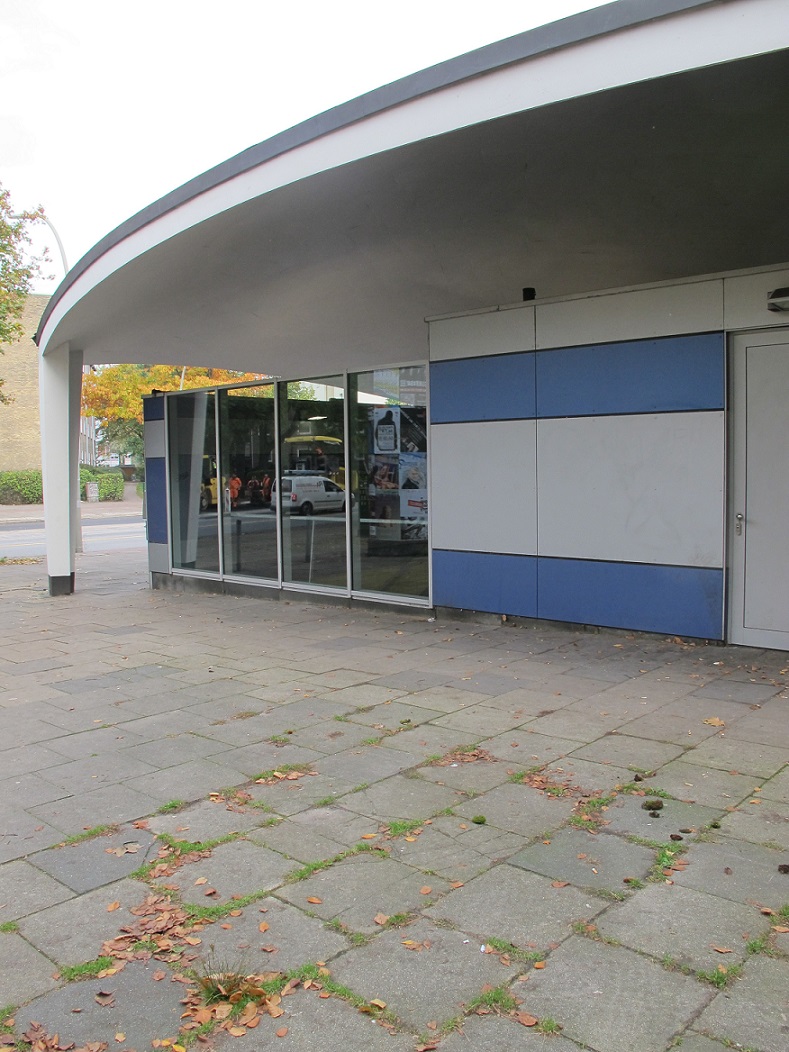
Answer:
272, 475, 346, 515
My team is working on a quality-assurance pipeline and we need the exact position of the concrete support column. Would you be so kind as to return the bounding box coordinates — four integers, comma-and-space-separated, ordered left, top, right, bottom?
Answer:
39, 343, 83, 595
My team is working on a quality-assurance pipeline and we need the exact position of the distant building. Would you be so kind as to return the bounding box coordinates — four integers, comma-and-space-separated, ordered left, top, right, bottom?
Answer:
0, 294, 97, 472
0, 294, 47, 470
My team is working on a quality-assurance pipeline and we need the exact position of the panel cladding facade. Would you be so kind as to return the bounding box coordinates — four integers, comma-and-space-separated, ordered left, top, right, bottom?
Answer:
429, 329, 726, 639
143, 396, 169, 551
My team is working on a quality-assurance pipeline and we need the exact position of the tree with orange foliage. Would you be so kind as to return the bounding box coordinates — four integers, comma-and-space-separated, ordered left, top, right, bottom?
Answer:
82, 364, 269, 466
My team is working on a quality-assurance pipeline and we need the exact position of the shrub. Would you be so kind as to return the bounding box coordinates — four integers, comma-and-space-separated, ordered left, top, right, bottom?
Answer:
79, 467, 124, 502
0, 470, 44, 504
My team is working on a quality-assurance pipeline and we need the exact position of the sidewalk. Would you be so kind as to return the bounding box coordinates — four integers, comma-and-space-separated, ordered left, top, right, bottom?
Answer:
0, 482, 144, 525
0, 547, 788, 1051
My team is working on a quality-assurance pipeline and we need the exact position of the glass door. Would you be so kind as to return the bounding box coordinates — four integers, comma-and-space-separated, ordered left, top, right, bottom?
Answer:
278, 378, 348, 591
219, 384, 279, 581
167, 390, 220, 573
349, 366, 429, 600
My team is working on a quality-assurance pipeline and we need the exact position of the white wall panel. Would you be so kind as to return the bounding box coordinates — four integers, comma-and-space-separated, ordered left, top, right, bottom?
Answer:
144, 419, 165, 459
429, 307, 534, 361
536, 281, 723, 350
537, 412, 724, 567
431, 420, 537, 555
724, 269, 789, 332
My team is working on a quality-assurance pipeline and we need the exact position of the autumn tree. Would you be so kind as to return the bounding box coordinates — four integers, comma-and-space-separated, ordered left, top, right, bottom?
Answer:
82, 364, 272, 465
0, 181, 47, 403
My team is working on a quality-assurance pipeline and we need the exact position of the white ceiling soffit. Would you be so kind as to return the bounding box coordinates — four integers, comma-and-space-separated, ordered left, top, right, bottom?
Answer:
37, 0, 789, 377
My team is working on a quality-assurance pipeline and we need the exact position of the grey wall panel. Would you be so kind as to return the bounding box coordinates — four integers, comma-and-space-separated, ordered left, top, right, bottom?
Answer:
144, 418, 165, 459
536, 280, 723, 350
724, 268, 789, 331
429, 306, 534, 361
147, 542, 170, 574
430, 420, 537, 554
537, 411, 724, 567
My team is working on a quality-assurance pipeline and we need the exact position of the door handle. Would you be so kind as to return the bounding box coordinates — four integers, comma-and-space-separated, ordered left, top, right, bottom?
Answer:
735, 513, 744, 536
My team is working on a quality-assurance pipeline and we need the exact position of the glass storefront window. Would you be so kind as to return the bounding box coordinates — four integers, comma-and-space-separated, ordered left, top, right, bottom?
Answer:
219, 385, 278, 580
167, 390, 220, 573
163, 367, 428, 602
349, 366, 429, 599
278, 378, 347, 591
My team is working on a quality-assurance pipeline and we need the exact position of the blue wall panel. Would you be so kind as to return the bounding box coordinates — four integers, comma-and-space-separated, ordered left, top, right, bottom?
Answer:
145, 456, 168, 545
143, 395, 165, 421
538, 558, 724, 639
536, 333, 724, 417
432, 550, 538, 617
430, 353, 536, 423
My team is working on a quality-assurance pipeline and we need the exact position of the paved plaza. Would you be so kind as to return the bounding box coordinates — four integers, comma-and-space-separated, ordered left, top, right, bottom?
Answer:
1, 542, 788, 1051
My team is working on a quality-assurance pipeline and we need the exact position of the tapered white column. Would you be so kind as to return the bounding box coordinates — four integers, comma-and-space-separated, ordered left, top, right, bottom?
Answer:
39, 343, 83, 595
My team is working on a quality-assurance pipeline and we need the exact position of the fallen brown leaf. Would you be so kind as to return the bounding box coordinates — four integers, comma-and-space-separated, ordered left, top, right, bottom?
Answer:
276, 1027, 289, 1038
515, 1013, 538, 1027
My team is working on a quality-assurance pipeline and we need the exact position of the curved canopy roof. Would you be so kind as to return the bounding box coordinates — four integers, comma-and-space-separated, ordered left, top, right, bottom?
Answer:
38, 0, 789, 378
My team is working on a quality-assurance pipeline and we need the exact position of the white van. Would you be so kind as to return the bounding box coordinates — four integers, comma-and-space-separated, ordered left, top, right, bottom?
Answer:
272, 475, 346, 516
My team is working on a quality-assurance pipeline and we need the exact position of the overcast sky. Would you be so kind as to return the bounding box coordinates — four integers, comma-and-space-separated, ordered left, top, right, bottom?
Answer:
2, 0, 595, 292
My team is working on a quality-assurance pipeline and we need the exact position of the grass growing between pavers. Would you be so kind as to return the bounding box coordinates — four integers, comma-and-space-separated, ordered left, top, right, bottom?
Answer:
0, 923, 19, 934
59, 823, 117, 847
286, 842, 390, 882
58, 956, 116, 982
129, 830, 246, 880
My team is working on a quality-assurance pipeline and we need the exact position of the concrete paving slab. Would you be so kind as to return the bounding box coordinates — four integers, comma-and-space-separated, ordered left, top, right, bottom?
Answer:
395, 684, 491, 712
483, 727, 577, 766
211, 986, 414, 1052
542, 755, 632, 794
431, 703, 533, 737
314, 742, 417, 785
0, 858, 73, 920
519, 936, 712, 1052
378, 724, 480, 764
0, 932, 60, 1005
0, 809, 70, 864
340, 775, 461, 822
439, 1014, 587, 1051
683, 736, 789, 779
30, 824, 157, 893
648, 760, 759, 808
188, 896, 348, 972
419, 755, 513, 794
426, 864, 608, 948
283, 718, 384, 753
281, 805, 380, 848
570, 733, 685, 772
275, 853, 450, 933
0, 771, 71, 808
385, 823, 494, 882
595, 882, 771, 969
121, 756, 249, 802
696, 956, 789, 1052
673, 1037, 730, 1052
19, 878, 147, 967
147, 798, 267, 840
453, 783, 575, 839
602, 793, 723, 840
523, 707, 628, 743
718, 797, 789, 850
510, 828, 655, 892
38, 752, 160, 795
29, 783, 162, 836
168, 839, 293, 905
246, 819, 348, 863
761, 764, 789, 803
329, 918, 516, 1029
670, 837, 789, 910
13, 960, 186, 1049
725, 711, 789, 749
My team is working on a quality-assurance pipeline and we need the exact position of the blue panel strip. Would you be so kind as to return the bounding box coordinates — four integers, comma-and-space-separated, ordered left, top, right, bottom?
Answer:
536, 333, 724, 417
145, 457, 168, 545
430, 353, 536, 423
538, 558, 723, 639
143, 395, 165, 421
432, 550, 537, 617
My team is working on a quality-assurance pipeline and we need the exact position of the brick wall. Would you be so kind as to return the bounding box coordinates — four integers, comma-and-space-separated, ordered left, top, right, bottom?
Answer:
0, 294, 48, 471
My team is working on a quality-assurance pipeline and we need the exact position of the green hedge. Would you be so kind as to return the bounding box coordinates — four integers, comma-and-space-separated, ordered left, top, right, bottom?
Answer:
79, 468, 124, 502
0, 468, 125, 504
0, 470, 44, 505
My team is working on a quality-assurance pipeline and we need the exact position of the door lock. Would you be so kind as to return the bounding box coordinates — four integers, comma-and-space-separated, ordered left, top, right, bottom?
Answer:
735, 513, 744, 536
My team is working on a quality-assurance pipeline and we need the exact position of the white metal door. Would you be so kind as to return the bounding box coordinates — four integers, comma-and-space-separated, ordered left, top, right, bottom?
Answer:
729, 329, 789, 648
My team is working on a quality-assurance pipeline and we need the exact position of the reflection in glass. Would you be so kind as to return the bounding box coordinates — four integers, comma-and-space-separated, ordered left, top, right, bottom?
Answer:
278, 378, 347, 590
219, 386, 278, 580
350, 367, 428, 598
168, 390, 220, 572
